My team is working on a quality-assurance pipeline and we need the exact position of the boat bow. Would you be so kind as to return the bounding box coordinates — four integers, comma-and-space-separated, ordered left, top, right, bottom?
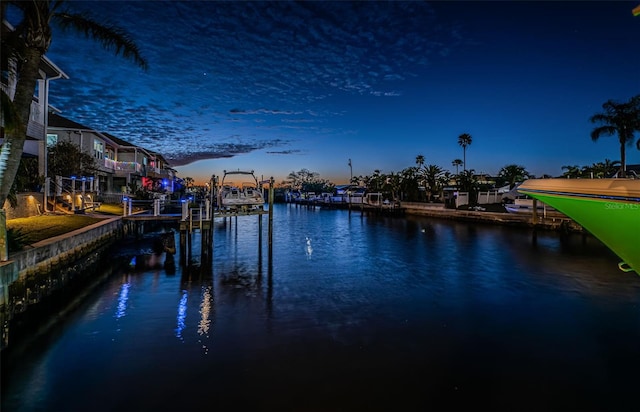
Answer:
518, 179, 640, 275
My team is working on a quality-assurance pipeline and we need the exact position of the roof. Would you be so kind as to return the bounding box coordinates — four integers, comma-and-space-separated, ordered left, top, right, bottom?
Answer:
48, 113, 138, 147
47, 113, 171, 163
48, 113, 91, 130
101, 131, 137, 148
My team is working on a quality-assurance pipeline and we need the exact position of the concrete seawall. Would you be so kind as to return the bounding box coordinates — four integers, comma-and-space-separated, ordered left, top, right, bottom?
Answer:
10, 217, 123, 279
400, 202, 584, 232
0, 217, 123, 350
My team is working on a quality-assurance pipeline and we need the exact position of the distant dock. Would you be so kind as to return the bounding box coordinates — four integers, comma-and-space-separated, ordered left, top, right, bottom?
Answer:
400, 202, 583, 232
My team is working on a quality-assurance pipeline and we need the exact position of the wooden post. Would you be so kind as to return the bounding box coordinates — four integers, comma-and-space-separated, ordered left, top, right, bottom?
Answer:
179, 223, 187, 265
268, 177, 274, 263
258, 213, 263, 261
187, 229, 192, 262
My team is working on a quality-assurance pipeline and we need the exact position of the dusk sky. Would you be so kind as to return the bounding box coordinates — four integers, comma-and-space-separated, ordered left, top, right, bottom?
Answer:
16, 1, 640, 184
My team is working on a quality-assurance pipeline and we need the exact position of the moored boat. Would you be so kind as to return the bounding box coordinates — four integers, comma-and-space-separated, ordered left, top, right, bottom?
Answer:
218, 170, 265, 210
504, 198, 562, 216
518, 178, 640, 275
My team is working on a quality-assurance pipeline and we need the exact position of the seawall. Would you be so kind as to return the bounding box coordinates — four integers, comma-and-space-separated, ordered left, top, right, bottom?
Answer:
400, 202, 584, 232
0, 217, 123, 350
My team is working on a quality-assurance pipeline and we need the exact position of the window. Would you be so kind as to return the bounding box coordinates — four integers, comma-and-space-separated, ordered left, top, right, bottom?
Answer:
94, 139, 104, 159
46, 134, 58, 147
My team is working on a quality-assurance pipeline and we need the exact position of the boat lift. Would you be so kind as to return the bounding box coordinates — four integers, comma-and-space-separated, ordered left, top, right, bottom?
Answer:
178, 175, 275, 267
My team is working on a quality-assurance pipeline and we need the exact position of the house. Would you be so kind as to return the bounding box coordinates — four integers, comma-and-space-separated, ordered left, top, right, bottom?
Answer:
1, 21, 69, 177
1, 21, 70, 216
47, 113, 175, 197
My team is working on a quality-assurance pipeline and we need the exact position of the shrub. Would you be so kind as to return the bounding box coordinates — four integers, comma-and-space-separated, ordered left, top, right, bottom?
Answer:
7, 227, 29, 252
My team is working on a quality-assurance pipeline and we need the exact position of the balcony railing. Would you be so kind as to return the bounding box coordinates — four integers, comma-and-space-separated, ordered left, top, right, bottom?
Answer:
104, 158, 144, 173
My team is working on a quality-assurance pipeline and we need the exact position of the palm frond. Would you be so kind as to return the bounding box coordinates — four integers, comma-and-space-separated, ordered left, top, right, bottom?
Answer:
590, 125, 616, 142
53, 11, 148, 71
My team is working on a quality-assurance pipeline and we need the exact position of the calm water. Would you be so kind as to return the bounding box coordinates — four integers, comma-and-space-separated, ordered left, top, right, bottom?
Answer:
2, 204, 639, 411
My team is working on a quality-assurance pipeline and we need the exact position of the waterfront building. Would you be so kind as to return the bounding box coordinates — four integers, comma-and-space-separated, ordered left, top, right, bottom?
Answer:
47, 113, 176, 199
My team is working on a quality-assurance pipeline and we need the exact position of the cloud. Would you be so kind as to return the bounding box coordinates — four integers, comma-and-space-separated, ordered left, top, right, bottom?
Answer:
266, 150, 303, 155
165, 139, 293, 166
45, 1, 461, 165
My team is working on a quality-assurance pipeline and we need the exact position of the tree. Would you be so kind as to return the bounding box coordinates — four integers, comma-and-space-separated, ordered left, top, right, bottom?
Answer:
452, 159, 463, 175
589, 95, 640, 177
498, 164, 530, 189
48, 140, 96, 178
456, 169, 479, 205
0, 0, 147, 207
561, 165, 583, 179
457, 133, 472, 171
182, 177, 194, 189
285, 168, 333, 193
423, 164, 444, 202
590, 159, 621, 178
414, 155, 427, 201
398, 166, 421, 202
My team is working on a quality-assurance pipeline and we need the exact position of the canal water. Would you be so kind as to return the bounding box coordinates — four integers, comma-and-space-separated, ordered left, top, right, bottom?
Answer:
2, 204, 639, 411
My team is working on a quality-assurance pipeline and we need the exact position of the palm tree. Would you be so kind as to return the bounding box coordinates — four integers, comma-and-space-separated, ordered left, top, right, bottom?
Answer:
414, 155, 426, 200
452, 159, 463, 175
0, 0, 148, 207
589, 95, 640, 178
456, 169, 479, 205
498, 164, 530, 189
457, 133, 472, 171
423, 164, 444, 202
561, 165, 582, 179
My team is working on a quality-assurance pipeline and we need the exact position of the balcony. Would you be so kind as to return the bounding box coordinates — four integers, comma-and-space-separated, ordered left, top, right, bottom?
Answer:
104, 158, 145, 175
147, 166, 173, 179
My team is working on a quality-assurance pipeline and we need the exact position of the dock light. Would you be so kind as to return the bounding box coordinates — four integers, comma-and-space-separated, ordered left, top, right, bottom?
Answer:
71, 176, 76, 180
81, 176, 86, 181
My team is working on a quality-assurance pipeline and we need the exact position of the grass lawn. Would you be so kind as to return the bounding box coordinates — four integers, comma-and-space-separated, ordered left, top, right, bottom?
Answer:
6, 203, 130, 245
6, 215, 107, 245
94, 203, 125, 215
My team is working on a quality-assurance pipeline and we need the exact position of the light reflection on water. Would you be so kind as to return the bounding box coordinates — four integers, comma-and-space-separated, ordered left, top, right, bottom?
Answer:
2, 204, 639, 412
114, 283, 130, 319
175, 290, 188, 340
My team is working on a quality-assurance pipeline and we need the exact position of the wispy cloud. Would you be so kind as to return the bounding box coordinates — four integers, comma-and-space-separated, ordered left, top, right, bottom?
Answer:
45, 1, 461, 165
